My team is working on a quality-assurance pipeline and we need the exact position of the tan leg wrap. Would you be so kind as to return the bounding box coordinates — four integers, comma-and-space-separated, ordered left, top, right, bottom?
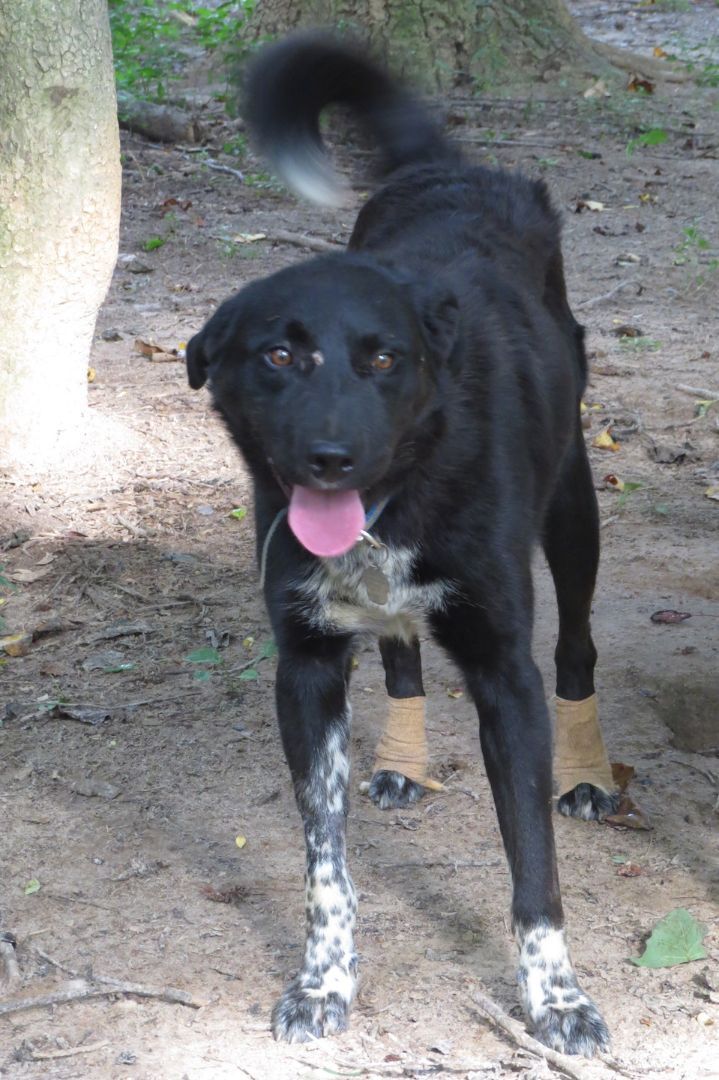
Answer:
373, 696, 444, 791
553, 693, 614, 797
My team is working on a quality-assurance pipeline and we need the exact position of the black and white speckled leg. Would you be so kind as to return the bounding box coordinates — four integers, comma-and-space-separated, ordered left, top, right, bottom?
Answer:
272, 637, 358, 1043
517, 922, 610, 1056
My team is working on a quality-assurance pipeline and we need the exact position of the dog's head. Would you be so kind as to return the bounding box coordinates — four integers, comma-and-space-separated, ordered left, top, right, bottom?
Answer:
187, 254, 458, 555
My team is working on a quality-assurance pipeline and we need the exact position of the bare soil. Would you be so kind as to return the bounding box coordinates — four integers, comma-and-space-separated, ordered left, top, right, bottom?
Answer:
1, 5, 718, 1078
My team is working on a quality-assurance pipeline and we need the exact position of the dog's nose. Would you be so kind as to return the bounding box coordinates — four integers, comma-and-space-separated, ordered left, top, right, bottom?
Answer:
307, 441, 355, 483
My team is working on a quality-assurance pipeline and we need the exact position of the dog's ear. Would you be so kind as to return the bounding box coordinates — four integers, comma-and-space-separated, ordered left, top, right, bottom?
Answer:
186, 329, 209, 390
412, 284, 460, 364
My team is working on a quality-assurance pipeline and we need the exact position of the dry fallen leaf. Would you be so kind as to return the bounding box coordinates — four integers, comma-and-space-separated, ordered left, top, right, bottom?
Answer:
704, 486, 719, 502
611, 762, 636, 792
650, 609, 692, 624
627, 74, 655, 94
593, 428, 620, 451
134, 338, 180, 363
575, 198, 605, 213
606, 794, 652, 830
0, 632, 32, 657
617, 862, 644, 877
583, 78, 610, 99
231, 232, 267, 244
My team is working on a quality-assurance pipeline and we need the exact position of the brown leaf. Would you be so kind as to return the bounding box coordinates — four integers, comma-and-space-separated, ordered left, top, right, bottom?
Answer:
612, 324, 643, 338
617, 862, 644, 877
627, 74, 655, 94
611, 762, 636, 792
650, 609, 692, 624
201, 884, 249, 904
0, 632, 33, 657
605, 794, 652, 830
134, 338, 180, 362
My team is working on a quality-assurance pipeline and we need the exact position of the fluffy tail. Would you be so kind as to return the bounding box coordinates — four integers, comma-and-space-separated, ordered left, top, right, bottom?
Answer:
244, 33, 457, 206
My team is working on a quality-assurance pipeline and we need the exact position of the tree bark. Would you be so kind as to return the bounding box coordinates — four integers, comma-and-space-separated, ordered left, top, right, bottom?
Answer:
0, 1, 121, 466
248, 0, 684, 90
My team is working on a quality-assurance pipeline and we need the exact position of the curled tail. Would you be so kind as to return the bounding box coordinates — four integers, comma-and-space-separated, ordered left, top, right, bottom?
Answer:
244, 33, 458, 206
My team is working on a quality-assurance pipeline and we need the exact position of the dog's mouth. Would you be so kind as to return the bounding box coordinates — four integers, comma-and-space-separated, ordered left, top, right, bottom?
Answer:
288, 485, 365, 559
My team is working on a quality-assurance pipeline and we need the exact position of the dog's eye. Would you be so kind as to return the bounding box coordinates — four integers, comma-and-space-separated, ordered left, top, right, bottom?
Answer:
265, 347, 293, 368
371, 351, 395, 372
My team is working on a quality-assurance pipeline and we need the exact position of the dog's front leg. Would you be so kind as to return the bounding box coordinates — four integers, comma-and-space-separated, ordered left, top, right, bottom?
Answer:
271, 637, 358, 1043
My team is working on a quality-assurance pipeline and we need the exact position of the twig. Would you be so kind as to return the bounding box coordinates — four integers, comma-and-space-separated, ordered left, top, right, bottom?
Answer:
0, 983, 112, 1018
576, 278, 640, 309
676, 383, 719, 400
271, 229, 344, 253
471, 990, 625, 1080
29, 1041, 108, 1062
205, 158, 245, 181
0, 976, 202, 1019
370, 859, 500, 870
6, 948, 206, 1015
667, 755, 718, 786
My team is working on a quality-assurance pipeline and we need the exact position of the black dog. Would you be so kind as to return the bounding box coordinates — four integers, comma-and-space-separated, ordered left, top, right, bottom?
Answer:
187, 35, 610, 1055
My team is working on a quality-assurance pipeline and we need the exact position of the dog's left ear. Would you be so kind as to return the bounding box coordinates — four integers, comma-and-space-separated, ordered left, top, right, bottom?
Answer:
412, 284, 460, 364
186, 329, 209, 390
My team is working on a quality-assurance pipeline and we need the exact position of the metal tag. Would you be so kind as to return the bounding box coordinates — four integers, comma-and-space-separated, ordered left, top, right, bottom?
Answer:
361, 565, 390, 605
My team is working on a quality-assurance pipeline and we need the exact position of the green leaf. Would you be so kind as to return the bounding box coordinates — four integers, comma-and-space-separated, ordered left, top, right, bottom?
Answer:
229, 507, 247, 520
142, 236, 165, 252
24, 878, 41, 895
185, 647, 222, 665
631, 908, 706, 968
259, 639, 278, 659
238, 668, 259, 681
194, 669, 211, 682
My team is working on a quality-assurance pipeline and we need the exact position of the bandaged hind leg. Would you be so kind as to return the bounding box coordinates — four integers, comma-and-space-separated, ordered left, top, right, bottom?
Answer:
554, 693, 617, 820
367, 636, 442, 809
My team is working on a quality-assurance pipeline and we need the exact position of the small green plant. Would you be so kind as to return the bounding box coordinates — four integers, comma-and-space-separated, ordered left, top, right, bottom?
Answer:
142, 235, 166, 252
626, 128, 668, 157
673, 224, 719, 290
619, 337, 662, 352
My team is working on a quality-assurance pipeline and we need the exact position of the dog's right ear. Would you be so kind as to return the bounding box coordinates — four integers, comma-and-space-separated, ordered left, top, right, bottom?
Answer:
186, 329, 209, 390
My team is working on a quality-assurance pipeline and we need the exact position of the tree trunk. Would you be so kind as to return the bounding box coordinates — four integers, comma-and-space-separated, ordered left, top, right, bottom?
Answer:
248, 0, 680, 90
0, 1, 121, 466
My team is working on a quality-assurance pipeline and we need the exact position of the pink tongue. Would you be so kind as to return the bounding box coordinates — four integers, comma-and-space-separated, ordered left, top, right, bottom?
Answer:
288, 486, 365, 557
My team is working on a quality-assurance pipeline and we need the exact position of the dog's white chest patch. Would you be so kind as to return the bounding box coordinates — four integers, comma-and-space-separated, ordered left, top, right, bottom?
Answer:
298, 545, 451, 641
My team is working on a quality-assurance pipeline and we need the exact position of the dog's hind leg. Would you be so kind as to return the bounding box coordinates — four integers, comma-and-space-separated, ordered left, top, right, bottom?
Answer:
271, 635, 358, 1043
431, 599, 610, 1056
369, 635, 428, 809
543, 434, 619, 821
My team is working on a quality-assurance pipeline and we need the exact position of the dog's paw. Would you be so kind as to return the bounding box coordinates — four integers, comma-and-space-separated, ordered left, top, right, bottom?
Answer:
530, 993, 610, 1057
368, 769, 425, 809
271, 982, 351, 1043
557, 782, 619, 822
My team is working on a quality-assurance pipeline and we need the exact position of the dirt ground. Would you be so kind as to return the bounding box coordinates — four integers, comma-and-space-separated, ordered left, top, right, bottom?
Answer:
1, 5, 718, 1079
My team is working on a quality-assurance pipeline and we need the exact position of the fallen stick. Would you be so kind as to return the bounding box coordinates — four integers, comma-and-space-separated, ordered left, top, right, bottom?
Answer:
271, 229, 344, 253
30, 1040, 108, 1062
676, 383, 719, 399
0, 979, 202, 1019
576, 278, 639, 309
205, 158, 245, 182
471, 989, 625, 1080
